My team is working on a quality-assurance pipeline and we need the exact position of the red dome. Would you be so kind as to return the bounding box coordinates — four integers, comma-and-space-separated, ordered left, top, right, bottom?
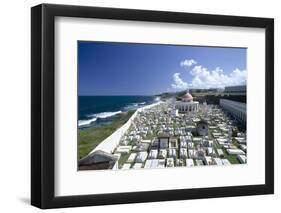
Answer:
182, 92, 193, 102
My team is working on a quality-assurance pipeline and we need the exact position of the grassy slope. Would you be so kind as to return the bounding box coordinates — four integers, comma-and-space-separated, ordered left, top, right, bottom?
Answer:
78, 110, 135, 159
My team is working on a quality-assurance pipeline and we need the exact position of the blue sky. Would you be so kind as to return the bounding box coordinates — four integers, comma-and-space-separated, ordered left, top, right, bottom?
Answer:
78, 41, 246, 96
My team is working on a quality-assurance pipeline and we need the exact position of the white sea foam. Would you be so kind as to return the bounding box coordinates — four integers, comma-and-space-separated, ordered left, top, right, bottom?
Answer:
78, 111, 122, 127
124, 102, 147, 110
154, 97, 161, 102
91, 111, 122, 119
78, 117, 97, 127
124, 105, 137, 110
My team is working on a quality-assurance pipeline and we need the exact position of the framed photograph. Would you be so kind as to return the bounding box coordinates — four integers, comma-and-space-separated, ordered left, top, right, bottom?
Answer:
31, 4, 274, 209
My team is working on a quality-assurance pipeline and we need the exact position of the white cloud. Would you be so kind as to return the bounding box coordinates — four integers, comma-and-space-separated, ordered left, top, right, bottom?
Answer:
180, 59, 197, 68
171, 73, 188, 89
188, 65, 247, 89
171, 66, 247, 90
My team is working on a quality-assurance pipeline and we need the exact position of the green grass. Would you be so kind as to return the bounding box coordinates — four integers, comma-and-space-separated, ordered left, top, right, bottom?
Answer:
144, 134, 156, 140
210, 130, 240, 164
220, 147, 240, 164
224, 155, 240, 164
214, 143, 239, 164
118, 152, 131, 168
78, 110, 135, 159
208, 129, 214, 140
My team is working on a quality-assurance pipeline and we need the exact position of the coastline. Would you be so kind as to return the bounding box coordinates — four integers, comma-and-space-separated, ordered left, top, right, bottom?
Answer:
90, 101, 162, 154
78, 110, 135, 159
78, 95, 157, 128
79, 101, 162, 159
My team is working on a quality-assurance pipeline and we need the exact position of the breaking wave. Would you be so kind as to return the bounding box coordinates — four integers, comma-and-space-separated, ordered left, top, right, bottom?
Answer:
89, 111, 122, 119
78, 111, 122, 127
78, 117, 98, 127
154, 96, 161, 102
123, 101, 147, 111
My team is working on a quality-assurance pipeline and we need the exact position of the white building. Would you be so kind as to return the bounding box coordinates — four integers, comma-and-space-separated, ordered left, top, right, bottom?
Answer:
220, 99, 246, 125
175, 90, 199, 113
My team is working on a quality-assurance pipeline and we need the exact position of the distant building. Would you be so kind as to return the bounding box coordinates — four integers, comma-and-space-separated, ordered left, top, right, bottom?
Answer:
207, 88, 221, 93
175, 90, 199, 113
220, 99, 246, 125
224, 85, 246, 93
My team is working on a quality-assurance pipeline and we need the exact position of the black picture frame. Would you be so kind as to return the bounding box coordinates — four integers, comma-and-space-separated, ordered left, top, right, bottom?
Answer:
31, 3, 274, 209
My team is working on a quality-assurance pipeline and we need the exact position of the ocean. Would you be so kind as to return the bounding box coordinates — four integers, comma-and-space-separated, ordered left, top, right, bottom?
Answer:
78, 96, 159, 128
